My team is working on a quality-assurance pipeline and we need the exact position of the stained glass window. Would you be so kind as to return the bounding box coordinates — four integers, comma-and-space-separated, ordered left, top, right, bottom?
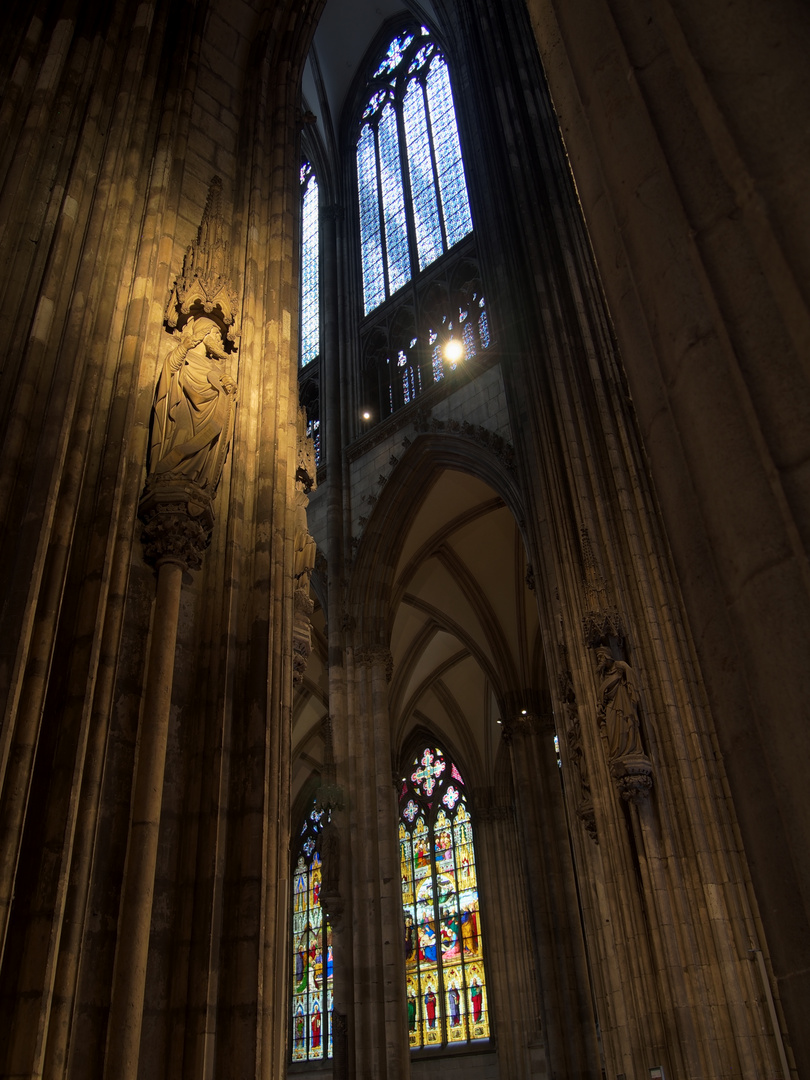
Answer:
300, 162, 319, 366
357, 28, 473, 315
291, 803, 333, 1062
399, 746, 490, 1050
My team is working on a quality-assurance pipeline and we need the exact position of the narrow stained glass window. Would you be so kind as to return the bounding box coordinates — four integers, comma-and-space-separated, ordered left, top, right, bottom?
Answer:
291, 804, 333, 1062
426, 58, 473, 247
403, 80, 443, 269
300, 162, 319, 366
358, 125, 386, 314
378, 103, 411, 295
400, 746, 490, 1050
479, 307, 490, 350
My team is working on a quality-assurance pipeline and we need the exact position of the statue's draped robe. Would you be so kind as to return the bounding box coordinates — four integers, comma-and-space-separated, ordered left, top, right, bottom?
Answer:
150, 341, 233, 488
601, 661, 644, 761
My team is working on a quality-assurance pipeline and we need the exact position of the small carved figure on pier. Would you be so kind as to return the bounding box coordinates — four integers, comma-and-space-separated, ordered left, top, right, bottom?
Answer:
148, 316, 236, 490
595, 646, 645, 761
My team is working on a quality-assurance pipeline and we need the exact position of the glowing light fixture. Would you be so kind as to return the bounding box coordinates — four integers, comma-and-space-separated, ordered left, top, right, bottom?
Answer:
443, 337, 464, 363
362, 410, 371, 420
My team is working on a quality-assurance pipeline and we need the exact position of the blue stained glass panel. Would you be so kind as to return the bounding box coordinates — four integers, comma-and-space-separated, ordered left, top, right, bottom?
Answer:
357, 125, 386, 314
463, 320, 476, 358
426, 58, 473, 247
479, 309, 490, 349
432, 343, 443, 382
375, 31, 413, 77
300, 171, 319, 366
403, 80, 443, 270
378, 103, 411, 295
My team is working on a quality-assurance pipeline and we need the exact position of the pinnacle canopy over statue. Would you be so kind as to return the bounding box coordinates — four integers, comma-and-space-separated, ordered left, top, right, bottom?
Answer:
165, 175, 240, 346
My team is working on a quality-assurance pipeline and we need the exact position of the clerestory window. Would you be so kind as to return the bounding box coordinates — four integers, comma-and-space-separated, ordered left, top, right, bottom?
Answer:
355, 27, 490, 423
357, 27, 473, 315
399, 745, 491, 1050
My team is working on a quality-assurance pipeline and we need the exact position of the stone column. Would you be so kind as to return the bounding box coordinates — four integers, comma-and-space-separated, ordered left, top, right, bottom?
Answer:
504, 705, 601, 1080
472, 793, 546, 1078
346, 644, 409, 1080
103, 487, 212, 1080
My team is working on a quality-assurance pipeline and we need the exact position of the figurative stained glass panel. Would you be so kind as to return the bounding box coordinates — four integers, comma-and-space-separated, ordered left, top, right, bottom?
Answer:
300, 163, 319, 365
357, 124, 386, 314
425, 58, 473, 248
291, 804, 333, 1062
399, 746, 490, 1050
378, 103, 411, 295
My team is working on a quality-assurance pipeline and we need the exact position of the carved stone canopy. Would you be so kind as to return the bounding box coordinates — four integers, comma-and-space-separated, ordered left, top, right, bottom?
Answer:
165, 176, 240, 346
580, 524, 623, 647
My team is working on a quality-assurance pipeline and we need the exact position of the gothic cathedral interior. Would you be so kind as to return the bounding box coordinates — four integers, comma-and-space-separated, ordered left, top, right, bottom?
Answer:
0, 1, 808, 1078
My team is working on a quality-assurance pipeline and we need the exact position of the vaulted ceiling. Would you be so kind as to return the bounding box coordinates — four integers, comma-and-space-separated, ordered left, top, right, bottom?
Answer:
292, 469, 546, 804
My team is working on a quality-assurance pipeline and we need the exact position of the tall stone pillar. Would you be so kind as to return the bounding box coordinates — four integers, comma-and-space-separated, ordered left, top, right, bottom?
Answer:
105, 490, 212, 1080
472, 791, 546, 1078
343, 643, 409, 1080
503, 703, 601, 1080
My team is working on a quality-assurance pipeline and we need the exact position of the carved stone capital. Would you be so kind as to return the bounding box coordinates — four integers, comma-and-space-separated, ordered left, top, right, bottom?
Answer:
138, 481, 214, 571
354, 644, 394, 682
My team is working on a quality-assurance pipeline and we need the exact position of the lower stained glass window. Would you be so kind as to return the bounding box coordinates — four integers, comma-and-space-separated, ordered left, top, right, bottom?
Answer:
291, 804, 333, 1062
399, 746, 490, 1050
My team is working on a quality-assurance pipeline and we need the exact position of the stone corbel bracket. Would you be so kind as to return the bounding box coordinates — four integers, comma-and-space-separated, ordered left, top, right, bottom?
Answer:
139, 481, 215, 572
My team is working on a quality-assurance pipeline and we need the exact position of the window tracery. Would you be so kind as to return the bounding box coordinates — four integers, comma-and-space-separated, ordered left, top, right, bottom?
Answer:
355, 28, 491, 423
356, 28, 473, 313
399, 745, 491, 1050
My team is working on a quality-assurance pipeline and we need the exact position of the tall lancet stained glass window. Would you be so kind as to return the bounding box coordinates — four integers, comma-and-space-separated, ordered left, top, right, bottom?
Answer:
399, 747, 490, 1050
357, 28, 473, 315
291, 802, 333, 1062
300, 161, 320, 366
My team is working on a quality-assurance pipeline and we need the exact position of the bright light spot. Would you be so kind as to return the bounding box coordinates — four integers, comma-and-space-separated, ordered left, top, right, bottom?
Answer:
362, 410, 371, 420
521, 709, 527, 715
443, 338, 464, 363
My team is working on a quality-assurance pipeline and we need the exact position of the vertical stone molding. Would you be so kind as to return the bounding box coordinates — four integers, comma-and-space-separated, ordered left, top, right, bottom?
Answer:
501, 700, 602, 1078
557, 662, 598, 842
471, 791, 546, 1077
